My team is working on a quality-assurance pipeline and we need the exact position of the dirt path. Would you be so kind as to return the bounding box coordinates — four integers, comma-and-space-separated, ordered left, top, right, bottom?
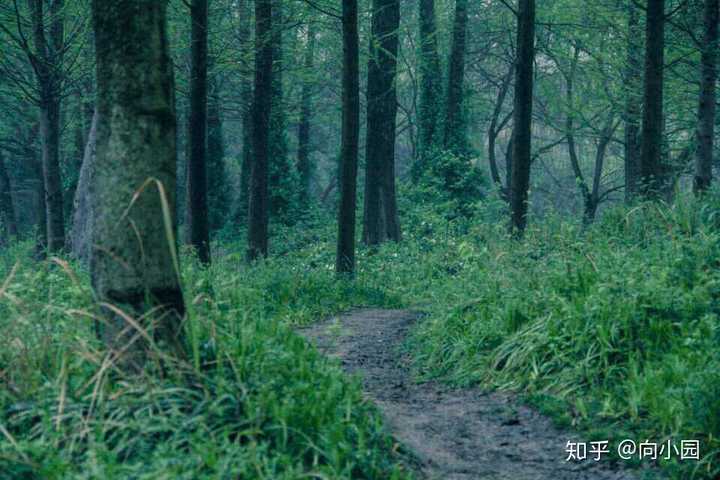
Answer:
299, 309, 654, 480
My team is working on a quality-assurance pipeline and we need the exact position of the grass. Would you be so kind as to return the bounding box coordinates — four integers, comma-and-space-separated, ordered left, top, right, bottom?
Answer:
3, 190, 720, 478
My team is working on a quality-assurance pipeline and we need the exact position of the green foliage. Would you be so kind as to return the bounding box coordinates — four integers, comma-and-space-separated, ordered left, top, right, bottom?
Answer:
408, 148, 486, 220
0, 243, 408, 479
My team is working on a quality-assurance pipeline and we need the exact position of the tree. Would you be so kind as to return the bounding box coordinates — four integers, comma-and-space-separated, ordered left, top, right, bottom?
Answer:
509, 0, 535, 235
443, 0, 468, 153
623, 1, 642, 202
186, 0, 211, 264
297, 22, 316, 207
363, 0, 400, 245
247, 0, 273, 260
207, 85, 228, 231
336, 0, 360, 274
28, 0, 66, 252
639, 0, 666, 197
0, 149, 17, 244
236, 0, 254, 222
414, 0, 442, 179
91, 0, 185, 370
694, 0, 718, 194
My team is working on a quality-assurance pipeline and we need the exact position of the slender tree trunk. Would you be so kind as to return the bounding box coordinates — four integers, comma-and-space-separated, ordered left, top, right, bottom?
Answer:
623, 1, 642, 202
70, 111, 98, 265
29, 0, 65, 252
509, 0, 535, 235
0, 150, 18, 244
207, 87, 227, 231
91, 0, 185, 370
247, 0, 273, 260
336, 0, 360, 274
363, 0, 400, 245
297, 23, 316, 207
237, 0, 254, 222
187, 0, 211, 264
694, 0, 719, 194
488, 66, 513, 198
443, 0, 468, 153
414, 0, 441, 180
639, 0, 666, 197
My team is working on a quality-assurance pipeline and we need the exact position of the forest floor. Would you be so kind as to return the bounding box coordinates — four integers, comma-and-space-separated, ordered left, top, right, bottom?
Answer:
299, 308, 654, 480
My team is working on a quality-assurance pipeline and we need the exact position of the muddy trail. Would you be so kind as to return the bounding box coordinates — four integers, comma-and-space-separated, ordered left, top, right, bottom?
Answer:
299, 309, 656, 480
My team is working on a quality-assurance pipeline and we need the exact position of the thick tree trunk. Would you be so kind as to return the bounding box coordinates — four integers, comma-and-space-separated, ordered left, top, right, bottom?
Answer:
509, 0, 535, 236
0, 150, 18, 244
639, 0, 666, 197
237, 0, 254, 222
623, 1, 642, 202
414, 0, 442, 180
30, 0, 66, 253
694, 0, 719, 194
70, 111, 98, 265
443, 0, 468, 153
186, 0, 211, 264
363, 0, 400, 246
297, 23, 316, 207
91, 0, 185, 370
336, 0, 360, 274
247, 0, 273, 260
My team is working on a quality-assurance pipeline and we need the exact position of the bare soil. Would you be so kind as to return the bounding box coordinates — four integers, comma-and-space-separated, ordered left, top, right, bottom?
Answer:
299, 308, 657, 480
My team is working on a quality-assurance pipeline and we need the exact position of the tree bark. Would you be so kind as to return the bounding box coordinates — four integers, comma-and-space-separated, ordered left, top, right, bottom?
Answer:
363, 0, 400, 245
623, 1, 642, 202
414, 0, 442, 180
29, 0, 66, 253
443, 0, 468, 153
0, 150, 18, 244
694, 0, 719, 194
186, 0, 211, 264
70, 110, 98, 265
91, 0, 185, 370
247, 0, 273, 260
297, 23, 316, 207
336, 0, 360, 274
237, 0, 254, 222
509, 0, 535, 236
207, 87, 228, 231
639, 0, 666, 197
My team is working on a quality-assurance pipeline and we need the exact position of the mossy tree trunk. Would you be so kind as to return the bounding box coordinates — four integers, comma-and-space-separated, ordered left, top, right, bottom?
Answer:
443, 0, 468, 154
91, 0, 186, 371
694, 0, 718, 194
363, 0, 400, 246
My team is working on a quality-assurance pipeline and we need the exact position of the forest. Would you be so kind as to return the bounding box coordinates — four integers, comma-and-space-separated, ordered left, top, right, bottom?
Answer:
0, 0, 719, 478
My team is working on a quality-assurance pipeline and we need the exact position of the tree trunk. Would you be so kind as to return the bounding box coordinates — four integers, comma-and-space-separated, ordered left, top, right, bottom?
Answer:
414, 0, 442, 180
336, 0, 360, 274
488, 66, 513, 198
509, 0, 535, 236
639, 0, 666, 197
30, 0, 66, 253
694, 0, 719, 194
443, 0, 468, 153
237, 0, 254, 222
91, 0, 185, 371
70, 110, 98, 265
207, 87, 228, 231
0, 150, 18, 244
247, 0, 273, 260
623, 1, 642, 202
186, 0, 211, 264
363, 0, 400, 245
297, 23, 316, 207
